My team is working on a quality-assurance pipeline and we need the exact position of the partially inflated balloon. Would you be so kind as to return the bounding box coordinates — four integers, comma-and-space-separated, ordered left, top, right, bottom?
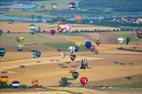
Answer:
72, 72, 79, 79
80, 77, 88, 87
85, 41, 92, 49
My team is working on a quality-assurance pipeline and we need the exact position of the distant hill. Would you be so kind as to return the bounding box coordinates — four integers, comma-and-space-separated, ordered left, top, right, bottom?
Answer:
80, 0, 142, 12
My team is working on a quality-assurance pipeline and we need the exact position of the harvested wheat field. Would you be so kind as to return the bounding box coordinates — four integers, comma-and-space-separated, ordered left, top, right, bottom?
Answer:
0, 22, 142, 94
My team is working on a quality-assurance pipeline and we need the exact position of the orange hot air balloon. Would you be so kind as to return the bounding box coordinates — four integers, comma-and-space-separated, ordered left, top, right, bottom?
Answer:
75, 15, 81, 24
32, 80, 39, 87
0, 74, 9, 84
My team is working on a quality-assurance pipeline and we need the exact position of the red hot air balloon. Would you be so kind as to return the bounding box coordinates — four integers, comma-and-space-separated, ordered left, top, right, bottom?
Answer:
74, 15, 81, 24
80, 77, 88, 87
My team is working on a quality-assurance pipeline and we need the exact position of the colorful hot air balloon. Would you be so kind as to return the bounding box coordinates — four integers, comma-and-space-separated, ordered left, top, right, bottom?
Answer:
70, 54, 76, 62
68, 2, 76, 10
57, 22, 71, 32
32, 50, 41, 58
85, 41, 92, 49
49, 29, 56, 35
136, 31, 142, 38
11, 80, 20, 88
0, 73, 9, 84
80, 77, 88, 87
0, 48, 6, 57
80, 59, 88, 69
17, 44, 24, 51
74, 15, 81, 24
68, 46, 75, 54
75, 41, 83, 47
72, 72, 79, 79
89, 45, 95, 52
29, 23, 37, 35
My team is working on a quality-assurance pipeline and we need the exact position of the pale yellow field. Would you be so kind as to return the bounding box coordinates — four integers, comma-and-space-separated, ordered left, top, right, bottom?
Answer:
0, 22, 120, 32
0, 22, 142, 94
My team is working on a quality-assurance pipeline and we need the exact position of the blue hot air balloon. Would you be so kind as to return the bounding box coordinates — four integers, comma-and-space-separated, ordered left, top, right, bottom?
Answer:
0, 48, 6, 57
84, 41, 92, 49
32, 50, 41, 58
74, 46, 80, 52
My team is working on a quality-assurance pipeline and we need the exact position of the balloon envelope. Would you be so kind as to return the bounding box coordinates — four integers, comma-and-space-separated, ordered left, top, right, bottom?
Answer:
80, 77, 88, 87
0, 48, 6, 57
70, 54, 76, 61
68, 2, 76, 10
32, 50, 41, 58
85, 41, 92, 49
74, 46, 80, 52
117, 37, 124, 44
11, 80, 20, 87
72, 72, 79, 79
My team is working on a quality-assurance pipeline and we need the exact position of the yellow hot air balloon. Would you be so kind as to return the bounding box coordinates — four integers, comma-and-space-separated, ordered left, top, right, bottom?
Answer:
17, 36, 25, 44
75, 41, 83, 47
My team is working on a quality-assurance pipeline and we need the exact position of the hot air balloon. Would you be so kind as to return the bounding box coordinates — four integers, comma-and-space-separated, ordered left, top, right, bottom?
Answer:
32, 80, 39, 87
89, 45, 95, 52
70, 54, 76, 62
74, 15, 81, 24
17, 44, 24, 51
68, 46, 75, 54
0, 73, 9, 84
32, 50, 41, 58
136, 31, 142, 38
85, 41, 92, 49
95, 39, 101, 46
51, 3, 57, 10
80, 77, 88, 87
11, 80, 20, 88
68, 2, 76, 10
74, 46, 80, 52
80, 59, 88, 69
75, 41, 83, 47
49, 29, 56, 35
29, 23, 37, 35
57, 22, 71, 32
0, 48, 6, 57
117, 37, 124, 44
72, 71, 79, 79
16, 36, 25, 44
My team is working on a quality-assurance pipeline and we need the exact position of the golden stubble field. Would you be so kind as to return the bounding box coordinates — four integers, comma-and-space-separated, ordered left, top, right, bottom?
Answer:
0, 22, 142, 94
